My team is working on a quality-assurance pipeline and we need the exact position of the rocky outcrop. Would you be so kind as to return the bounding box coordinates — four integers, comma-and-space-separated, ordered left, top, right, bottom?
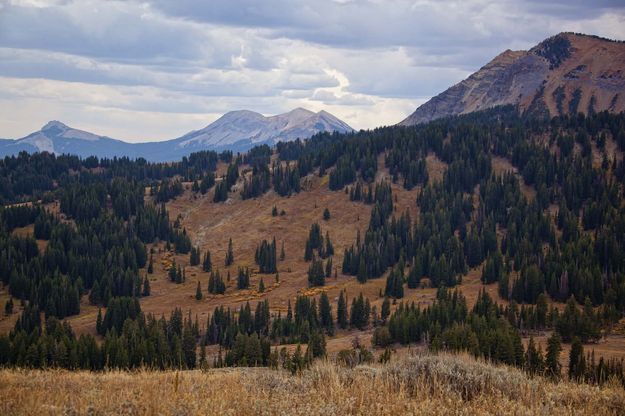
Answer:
400, 33, 625, 125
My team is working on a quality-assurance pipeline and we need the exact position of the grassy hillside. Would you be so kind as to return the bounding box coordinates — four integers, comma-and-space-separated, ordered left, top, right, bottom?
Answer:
1, 353, 624, 415
2, 108, 625, 393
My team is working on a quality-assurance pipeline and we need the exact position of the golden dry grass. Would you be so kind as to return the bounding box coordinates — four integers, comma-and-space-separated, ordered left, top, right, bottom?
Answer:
1, 352, 624, 415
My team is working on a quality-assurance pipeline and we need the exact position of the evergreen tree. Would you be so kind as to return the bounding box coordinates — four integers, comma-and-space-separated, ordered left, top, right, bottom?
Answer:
96, 308, 103, 335
307, 257, 325, 287
569, 337, 585, 382
381, 297, 390, 323
319, 292, 334, 335
190, 246, 201, 266
307, 330, 326, 358
196, 281, 203, 300
524, 336, 544, 376
350, 293, 369, 330
4, 298, 13, 315
202, 250, 212, 272
168, 261, 178, 283
337, 290, 348, 329
208, 270, 226, 294
407, 259, 422, 289
546, 332, 562, 380
323, 208, 331, 221
255, 238, 277, 273
258, 278, 265, 293
325, 258, 333, 278
225, 238, 234, 266
237, 267, 250, 290
324, 232, 334, 257
147, 254, 154, 274
357, 257, 367, 283
182, 322, 197, 369
142, 276, 151, 297
384, 265, 404, 299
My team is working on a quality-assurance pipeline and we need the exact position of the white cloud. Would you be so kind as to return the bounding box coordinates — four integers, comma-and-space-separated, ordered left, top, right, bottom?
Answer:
0, 0, 624, 140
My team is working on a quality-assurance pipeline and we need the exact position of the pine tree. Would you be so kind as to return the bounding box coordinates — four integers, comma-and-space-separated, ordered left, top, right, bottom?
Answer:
208, 270, 226, 294
142, 276, 151, 296
407, 260, 421, 289
89, 280, 101, 305
280, 241, 285, 261
96, 308, 103, 335
337, 290, 348, 329
323, 208, 331, 221
225, 238, 234, 266
381, 297, 390, 323
196, 281, 203, 300
255, 238, 277, 273
319, 292, 334, 335
307, 330, 326, 358
304, 239, 313, 262
4, 298, 13, 315
325, 258, 333, 278
324, 232, 334, 257
357, 257, 367, 283
350, 293, 369, 330
147, 254, 154, 274
182, 322, 197, 369
524, 336, 544, 376
169, 260, 178, 282
546, 332, 562, 380
202, 250, 212, 272
190, 246, 201, 266
569, 337, 585, 382
307, 257, 325, 287
258, 278, 265, 293
237, 267, 250, 290
384, 266, 404, 299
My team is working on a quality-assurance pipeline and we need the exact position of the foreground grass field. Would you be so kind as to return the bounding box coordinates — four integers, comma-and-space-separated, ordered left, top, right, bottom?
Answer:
1, 353, 624, 415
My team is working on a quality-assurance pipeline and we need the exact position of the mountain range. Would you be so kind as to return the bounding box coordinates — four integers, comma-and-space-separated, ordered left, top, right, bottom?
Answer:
0, 108, 353, 162
3, 32, 624, 160
400, 32, 625, 125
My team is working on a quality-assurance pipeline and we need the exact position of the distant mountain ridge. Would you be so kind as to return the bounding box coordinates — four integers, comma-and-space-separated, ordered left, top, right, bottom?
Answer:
400, 32, 625, 125
173, 108, 353, 151
0, 108, 354, 162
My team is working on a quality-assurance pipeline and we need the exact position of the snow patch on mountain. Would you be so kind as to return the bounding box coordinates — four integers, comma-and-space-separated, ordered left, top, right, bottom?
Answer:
175, 108, 353, 149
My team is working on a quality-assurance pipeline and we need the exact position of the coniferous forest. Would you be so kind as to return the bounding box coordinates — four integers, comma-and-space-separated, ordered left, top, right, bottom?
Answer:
1, 107, 625, 389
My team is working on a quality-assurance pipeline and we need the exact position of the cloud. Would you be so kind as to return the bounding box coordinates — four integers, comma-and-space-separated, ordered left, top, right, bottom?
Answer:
0, 0, 624, 140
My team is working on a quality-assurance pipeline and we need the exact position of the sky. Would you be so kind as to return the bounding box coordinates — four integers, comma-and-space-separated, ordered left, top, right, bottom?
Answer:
0, 0, 624, 142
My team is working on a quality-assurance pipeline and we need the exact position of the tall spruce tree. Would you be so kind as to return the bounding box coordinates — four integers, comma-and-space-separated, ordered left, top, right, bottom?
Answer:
225, 238, 234, 266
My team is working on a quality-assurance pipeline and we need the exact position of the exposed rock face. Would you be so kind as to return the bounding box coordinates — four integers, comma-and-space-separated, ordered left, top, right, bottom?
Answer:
400, 33, 625, 125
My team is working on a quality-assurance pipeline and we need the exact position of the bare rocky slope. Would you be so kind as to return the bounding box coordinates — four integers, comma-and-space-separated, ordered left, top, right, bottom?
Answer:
400, 33, 625, 125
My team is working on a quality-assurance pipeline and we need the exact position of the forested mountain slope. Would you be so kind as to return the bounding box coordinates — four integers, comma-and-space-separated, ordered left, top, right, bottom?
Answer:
1, 107, 625, 390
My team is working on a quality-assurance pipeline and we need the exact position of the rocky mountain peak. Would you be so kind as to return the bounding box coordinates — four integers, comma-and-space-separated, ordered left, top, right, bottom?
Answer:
400, 32, 625, 126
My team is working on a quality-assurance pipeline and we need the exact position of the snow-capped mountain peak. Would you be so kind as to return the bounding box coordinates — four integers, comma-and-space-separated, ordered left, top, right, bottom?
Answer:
41, 120, 69, 132
175, 108, 354, 151
0, 108, 353, 161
